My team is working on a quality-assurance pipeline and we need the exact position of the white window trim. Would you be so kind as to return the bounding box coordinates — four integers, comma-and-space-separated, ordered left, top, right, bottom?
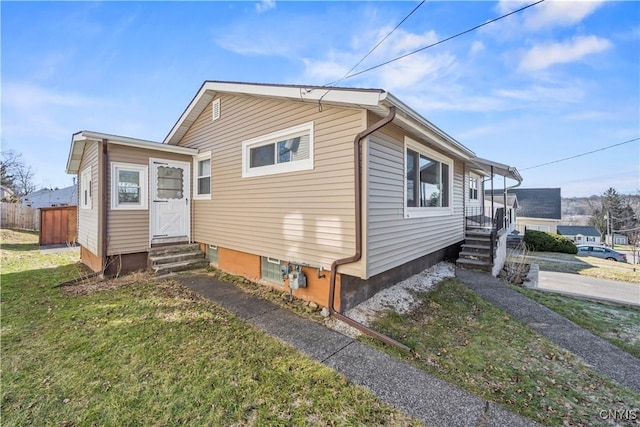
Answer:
110, 162, 148, 210
242, 122, 314, 178
403, 136, 454, 219
80, 166, 92, 210
193, 151, 212, 200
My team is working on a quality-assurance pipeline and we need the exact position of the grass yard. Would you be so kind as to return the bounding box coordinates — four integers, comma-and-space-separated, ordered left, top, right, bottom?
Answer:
369, 278, 640, 427
1, 229, 418, 426
510, 285, 640, 359
516, 251, 640, 284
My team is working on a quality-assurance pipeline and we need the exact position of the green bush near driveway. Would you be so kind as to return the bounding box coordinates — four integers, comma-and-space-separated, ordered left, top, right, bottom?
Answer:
524, 229, 578, 254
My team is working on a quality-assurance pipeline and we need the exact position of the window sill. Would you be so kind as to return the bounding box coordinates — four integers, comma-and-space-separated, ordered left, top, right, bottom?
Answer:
404, 207, 454, 219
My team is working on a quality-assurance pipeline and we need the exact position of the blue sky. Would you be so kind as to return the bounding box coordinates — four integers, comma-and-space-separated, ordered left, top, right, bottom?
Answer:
2, 0, 639, 197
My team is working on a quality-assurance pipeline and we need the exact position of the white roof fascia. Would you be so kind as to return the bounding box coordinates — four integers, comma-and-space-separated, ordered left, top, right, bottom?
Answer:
382, 93, 476, 159
163, 81, 385, 145
471, 157, 523, 184
66, 131, 198, 174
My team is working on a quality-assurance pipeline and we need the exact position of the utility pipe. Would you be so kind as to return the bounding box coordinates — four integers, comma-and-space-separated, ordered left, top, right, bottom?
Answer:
328, 106, 410, 352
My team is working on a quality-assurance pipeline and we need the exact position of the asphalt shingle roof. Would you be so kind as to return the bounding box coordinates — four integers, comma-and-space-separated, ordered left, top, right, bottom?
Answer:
502, 188, 561, 220
557, 226, 600, 237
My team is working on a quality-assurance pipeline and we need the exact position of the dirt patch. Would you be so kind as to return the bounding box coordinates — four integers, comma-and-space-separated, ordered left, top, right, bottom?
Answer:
60, 271, 155, 296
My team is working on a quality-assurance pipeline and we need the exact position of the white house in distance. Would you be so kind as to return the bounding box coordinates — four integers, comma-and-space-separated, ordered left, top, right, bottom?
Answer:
557, 225, 601, 245
509, 188, 562, 234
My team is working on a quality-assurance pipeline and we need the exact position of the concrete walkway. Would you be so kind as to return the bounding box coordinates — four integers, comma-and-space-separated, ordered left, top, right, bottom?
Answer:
456, 269, 640, 394
176, 273, 538, 427
536, 270, 640, 307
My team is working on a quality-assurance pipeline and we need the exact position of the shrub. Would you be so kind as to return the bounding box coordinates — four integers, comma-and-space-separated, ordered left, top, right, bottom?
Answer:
524, 229, 578, 254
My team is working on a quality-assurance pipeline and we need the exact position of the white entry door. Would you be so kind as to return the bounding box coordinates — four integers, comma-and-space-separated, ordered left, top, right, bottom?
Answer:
150, 159, 190, 244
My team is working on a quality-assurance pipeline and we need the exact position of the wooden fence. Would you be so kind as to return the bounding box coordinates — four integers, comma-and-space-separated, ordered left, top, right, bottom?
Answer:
0, 203, 40, 231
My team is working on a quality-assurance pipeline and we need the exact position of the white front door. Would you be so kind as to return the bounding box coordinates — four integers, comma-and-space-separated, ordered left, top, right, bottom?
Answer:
150, 159, 190, 244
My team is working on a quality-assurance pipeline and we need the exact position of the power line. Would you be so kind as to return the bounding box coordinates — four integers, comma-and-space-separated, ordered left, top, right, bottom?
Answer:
520, 138, 640, 171
325, 1, 425, 88
316, 1, 425, 109
340, 0, 546, 81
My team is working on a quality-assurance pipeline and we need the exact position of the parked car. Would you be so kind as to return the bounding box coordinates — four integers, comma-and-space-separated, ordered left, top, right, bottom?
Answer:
576, 245, 627, 262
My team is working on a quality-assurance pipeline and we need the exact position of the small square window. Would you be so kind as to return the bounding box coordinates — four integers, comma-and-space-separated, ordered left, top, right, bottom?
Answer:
111, 163, 148, 210
208, 244, 219, 265
194, 152, 211, 199
261, 257, 283, 284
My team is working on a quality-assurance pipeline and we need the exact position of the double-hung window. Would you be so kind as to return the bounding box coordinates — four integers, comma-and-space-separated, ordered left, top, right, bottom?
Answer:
194, 152, 211, 199
404, 137, 453, 218
80, 166, 92, 210
111, 163, 148, 210
469, 176, 478, 200
242, 122, 313, 178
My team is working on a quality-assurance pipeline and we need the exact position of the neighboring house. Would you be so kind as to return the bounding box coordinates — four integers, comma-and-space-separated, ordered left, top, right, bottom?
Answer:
484, 190, 519, 233
606, 233, 629, 246
509, 188, 562, 234
66, 81, 520, 312
22, 185, 78, 208
557, 225, 601, 245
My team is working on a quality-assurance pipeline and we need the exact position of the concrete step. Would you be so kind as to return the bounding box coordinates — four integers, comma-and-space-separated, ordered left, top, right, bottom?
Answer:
152, 259, 209, 276
461, 243, 492, 251
149, 243, 201, 257
150, 250, 204, 266
459, 250, 492, 261
456, 258, 492, 272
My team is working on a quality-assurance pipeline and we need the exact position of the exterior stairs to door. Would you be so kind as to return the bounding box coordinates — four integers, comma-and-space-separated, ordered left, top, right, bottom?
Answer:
149, 244, 209, 276
456, 230, 494, 273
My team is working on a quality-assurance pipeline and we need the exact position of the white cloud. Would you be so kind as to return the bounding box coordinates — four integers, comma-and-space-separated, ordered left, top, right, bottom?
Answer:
255, 0, 275, 13
519, 35, 612, 71
469, 41, 485, 56
497, 0, 605, 30
2, 82, 98, 111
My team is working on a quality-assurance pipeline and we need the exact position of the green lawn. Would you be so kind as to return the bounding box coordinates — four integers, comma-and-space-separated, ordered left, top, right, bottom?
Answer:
368, 278, 640, 427
510, 285, 640, 358
1, 229, 418, 426
512, 251, 640, 283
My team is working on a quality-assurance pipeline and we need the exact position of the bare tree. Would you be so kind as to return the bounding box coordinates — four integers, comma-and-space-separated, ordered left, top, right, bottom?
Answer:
1, 147, 36, 200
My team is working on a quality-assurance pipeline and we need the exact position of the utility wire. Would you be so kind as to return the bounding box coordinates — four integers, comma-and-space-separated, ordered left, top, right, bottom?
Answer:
340, 0, 546, 81
316, 1, 425, 109
324, 1, 425, 88
520, 138, 640, 171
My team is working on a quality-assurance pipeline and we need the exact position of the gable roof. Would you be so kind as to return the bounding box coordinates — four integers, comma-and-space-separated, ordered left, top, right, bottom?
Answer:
508, 188, 562, 220
557, 225, 600, 237
163, 80, 476, 160
66, 131, 197, 174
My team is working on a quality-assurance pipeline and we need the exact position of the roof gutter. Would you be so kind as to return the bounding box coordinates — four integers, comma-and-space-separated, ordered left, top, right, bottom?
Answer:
328, 106, 410, 352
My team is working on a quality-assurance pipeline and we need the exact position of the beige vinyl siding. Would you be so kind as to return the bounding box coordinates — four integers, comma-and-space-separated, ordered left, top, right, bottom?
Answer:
106, 145, 191, 255
78, 141, 99, 255
177, 93, 364, 277
365, 125, 465, 278
516, 218, 559, 234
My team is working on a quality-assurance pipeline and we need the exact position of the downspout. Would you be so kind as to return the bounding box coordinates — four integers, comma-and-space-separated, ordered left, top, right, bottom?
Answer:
328, 106, 410, 352
101, 139, 108, 276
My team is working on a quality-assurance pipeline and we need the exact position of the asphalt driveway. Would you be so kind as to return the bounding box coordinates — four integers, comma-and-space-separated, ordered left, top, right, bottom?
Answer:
536, 270, 640, 307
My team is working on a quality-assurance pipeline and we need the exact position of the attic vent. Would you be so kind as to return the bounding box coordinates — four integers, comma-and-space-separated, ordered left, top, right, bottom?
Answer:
212, 98, 221, 121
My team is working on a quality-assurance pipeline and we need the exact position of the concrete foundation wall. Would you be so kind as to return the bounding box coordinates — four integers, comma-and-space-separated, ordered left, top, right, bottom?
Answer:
339, 241, 462, 312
